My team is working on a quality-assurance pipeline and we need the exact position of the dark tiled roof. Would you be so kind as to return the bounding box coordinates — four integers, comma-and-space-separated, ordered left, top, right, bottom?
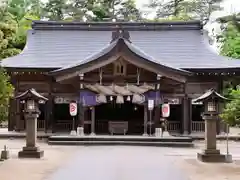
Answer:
192, 88, 228, 103
52, 37, 191, 75
1, 20, 240, 70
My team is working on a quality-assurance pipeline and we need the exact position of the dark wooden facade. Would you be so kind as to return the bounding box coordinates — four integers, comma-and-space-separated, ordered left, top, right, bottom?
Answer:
7, 56, 233, 135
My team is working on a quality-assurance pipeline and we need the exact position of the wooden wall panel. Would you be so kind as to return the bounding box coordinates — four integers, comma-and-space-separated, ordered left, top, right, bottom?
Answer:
186, 82, 218, 95
18, 82, 49, 93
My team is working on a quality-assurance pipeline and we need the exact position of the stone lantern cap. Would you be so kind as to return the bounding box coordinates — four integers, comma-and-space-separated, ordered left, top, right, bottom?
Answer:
192, 88, 228, 103
15, 88, 48, 102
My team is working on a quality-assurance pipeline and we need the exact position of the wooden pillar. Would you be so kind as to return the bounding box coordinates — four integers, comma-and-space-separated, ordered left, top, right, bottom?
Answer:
8, 74, 16, 131
182, 96, 190, 134
45, 94, 53, 133
189, 98, 192, 134
15, 80, 21, 132
51, 94, 56, 133
90, 106, 95, 135
8, 98, 15, 131
154, 74, 162, 135
143, 104, 148, 136
154, 105, 161, 128
77, 73, 85, 136
45, 79, 54, 133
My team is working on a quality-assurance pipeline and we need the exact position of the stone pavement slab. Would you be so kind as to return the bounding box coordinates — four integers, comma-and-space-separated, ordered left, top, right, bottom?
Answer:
46, 146, 189, 180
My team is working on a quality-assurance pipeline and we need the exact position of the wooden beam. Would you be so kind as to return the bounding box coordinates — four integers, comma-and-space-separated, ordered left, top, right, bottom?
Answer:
121, 52, 187, 83
55, 54, 121, 82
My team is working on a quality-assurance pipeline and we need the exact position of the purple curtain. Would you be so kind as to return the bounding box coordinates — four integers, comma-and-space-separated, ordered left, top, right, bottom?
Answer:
79, 90, 98, 107
144, 90, 161, 104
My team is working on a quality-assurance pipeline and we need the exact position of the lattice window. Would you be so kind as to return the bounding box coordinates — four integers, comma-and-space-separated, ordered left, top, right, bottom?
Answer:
114, 60, 126, 75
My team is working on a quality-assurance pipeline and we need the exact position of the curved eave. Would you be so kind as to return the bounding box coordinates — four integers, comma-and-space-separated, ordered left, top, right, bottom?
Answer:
50, 37, 192, 77
49, 39, 119, 75
122, 39, 192, 76
193, 89, 228, 103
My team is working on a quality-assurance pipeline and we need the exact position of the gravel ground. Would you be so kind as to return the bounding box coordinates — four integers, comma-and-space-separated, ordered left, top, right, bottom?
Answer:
0, 139, 78, 180
0, 139, 240, 180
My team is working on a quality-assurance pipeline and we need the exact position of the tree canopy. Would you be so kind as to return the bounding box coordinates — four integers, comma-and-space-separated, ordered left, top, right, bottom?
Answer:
147, 0, 223, 20
220, 15, 240, 59
221, 88, 240, 126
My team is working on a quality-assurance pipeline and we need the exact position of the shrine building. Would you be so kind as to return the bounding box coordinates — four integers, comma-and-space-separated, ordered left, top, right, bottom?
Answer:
2, 20, 240, 135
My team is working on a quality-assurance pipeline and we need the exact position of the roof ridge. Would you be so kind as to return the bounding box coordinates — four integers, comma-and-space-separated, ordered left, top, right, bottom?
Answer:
32, 20, 202, 31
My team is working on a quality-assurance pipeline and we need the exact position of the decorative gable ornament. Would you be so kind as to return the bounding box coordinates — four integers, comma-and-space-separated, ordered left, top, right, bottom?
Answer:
113, 59, 127, 76
111, 29, 131, 42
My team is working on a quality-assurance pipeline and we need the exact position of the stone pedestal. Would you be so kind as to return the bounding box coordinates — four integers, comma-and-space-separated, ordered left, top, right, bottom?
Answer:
77, 127, 84, 136
155, 128, 171, 137
1, 150, 9, 160
197, 114, 232, 163
70, 130, 77, 136
90, 132, 96, 136
18, 113, 44, 158
197, 149, 232, 163
155, 128, 161, 137
162, 130, 171, 137
19, 146, 44, 158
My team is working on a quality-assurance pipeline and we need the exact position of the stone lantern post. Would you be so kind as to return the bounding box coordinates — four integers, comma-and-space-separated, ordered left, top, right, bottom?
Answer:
15, 88, 48, 158
193, 89, 232, 163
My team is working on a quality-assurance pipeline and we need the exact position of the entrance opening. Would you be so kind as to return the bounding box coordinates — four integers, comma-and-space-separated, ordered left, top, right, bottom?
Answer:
168, 104, 182, 122
38, 104, 45, 130
54, 104, 72, 131
95, 101, 144, 135
192, 105, 204, 121
167, 104, 182, 132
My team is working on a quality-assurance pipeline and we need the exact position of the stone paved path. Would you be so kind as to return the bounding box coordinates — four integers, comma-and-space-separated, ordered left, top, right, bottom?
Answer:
46, 146, 189, 180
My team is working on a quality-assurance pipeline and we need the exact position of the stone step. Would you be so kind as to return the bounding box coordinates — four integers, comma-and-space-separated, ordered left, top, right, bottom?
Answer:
48, 140, 194, 147
48, 135, 194, 143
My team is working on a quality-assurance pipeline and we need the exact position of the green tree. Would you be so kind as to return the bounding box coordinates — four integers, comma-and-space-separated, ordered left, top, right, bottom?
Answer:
0, 5, 15, 123
6, 0, 41, 49
220, 18, 240, 59
147, 0, 223, 20
7, 0, 42, 22
43, 0, 68, 20
148, 0, 186, 18
221, 88, 240, 126
117, 0, 142, 21
0, 5, 21, 59
0, 68, 13, 123
69, 0, 142, 21
189, 0, 223, 20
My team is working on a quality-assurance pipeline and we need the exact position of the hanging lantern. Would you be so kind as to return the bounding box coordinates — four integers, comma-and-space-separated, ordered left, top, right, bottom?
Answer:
127, 96, 131, 101
162, 103, 170, 118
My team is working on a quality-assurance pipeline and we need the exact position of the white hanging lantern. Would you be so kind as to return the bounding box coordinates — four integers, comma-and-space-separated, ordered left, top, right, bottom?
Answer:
162, 103, 170, 118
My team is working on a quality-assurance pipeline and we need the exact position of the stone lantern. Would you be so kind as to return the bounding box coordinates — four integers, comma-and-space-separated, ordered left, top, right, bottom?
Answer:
15, 88, 48, 158
193, 88, 232, 163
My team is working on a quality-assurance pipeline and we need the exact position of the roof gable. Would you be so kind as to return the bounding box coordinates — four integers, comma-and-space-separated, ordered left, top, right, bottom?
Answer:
51, 36, 190, 83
